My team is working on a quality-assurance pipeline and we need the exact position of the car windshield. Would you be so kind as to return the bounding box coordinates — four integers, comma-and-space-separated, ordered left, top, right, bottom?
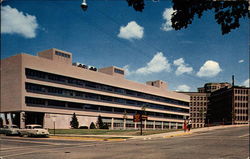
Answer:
11, 126, 18, 128
33, 126, 42, 129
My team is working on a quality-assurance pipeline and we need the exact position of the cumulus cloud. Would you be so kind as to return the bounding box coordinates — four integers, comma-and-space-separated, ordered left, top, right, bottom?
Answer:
135, 52, 171, 75
238, 59, 244, 63
161, 8, 174, 31
196, 60, 222, 77
173, 58, 193, 75
1, 5, 38, 38
242, 79, 249, 87
123, 52, 171, 76
118, 21, 144, 40
176, 85, 191, 92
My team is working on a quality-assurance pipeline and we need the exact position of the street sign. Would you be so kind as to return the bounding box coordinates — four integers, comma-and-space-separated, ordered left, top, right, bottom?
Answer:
133, 114, 141, 122
133, 114, 148, 122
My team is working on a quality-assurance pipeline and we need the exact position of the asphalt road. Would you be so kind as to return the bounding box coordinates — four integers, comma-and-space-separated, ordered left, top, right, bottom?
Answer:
0, 126, 249, 159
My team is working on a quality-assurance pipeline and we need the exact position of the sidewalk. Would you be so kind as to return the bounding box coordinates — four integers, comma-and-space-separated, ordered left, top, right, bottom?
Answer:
50, 124, 248, 141
132, 124, 249, 140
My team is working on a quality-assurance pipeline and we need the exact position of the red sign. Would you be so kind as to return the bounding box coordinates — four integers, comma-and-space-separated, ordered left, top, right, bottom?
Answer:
133, 114, 148, 122
133, 114, 141, 122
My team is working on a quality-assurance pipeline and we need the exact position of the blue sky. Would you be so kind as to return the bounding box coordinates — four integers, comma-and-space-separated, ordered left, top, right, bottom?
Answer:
1, 0, 249, 91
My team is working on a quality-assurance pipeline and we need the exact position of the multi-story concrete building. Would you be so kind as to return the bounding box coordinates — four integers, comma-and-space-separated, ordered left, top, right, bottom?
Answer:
0, 48, 190, 129
206, 86, 249, 125
182, 92, 210, 128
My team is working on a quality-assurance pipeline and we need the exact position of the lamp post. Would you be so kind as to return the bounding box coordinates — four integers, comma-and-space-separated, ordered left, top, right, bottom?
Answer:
123, 112, 127, 130
140, 104, 147, 135
51, 116, 56, 136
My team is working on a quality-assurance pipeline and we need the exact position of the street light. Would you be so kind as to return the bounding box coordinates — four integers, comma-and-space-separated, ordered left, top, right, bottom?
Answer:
81, 0, 88, 11
51, 116, 56, 136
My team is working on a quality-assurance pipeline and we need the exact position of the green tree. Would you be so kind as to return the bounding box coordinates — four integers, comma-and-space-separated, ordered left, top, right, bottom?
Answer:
97, 115, 104, 129
90, 122, 96, 129
70, 113, 79, 129
127, 0, 249, 35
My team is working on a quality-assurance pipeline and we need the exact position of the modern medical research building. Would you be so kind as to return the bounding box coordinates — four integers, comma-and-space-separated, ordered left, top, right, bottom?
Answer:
0, 48, 190, 129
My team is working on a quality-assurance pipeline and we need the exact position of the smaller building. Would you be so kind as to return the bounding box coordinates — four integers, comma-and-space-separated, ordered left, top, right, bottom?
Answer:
182, 92, 210, 128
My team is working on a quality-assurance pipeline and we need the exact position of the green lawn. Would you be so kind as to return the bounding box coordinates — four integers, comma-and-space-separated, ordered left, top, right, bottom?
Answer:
48, 129, 180, 136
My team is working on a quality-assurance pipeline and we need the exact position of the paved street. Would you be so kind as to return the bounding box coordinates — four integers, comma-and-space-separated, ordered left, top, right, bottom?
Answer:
0, 126, 249, 159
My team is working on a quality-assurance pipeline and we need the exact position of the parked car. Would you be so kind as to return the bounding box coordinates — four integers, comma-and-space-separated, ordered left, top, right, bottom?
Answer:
0, 125, 19, 135
18, 124, 49, 137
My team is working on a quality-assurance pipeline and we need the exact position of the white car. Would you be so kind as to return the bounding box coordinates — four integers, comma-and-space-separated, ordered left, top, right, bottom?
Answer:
0, 125, 19, 135
18, 124, 49, 137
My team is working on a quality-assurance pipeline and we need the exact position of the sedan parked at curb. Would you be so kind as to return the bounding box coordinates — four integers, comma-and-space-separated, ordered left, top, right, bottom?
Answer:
0, 125, 19, 135
18, 124, 49, 137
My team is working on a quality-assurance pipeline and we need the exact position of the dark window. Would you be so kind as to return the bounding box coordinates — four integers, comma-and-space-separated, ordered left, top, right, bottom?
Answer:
25, 97, 45, 106
83, 104, 99, 111
48, 100, 65, 107
114, 68, 124, 75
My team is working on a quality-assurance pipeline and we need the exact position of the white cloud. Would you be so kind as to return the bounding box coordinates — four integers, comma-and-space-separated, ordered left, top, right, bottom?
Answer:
118, 21, 144, 40
176, 85, 191, 92
135, 52, 171, 75
161, 8, 174, 31
173, 58, 193, 75
196, 60, 222, 77
123, 65, 132, 76
242, 79, 249, 87
1, 5, 38, 38
238, 59, 244, 63
123, 52, 171, 76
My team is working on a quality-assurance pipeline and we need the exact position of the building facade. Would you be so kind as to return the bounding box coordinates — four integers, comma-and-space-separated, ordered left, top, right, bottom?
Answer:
206, 86, 249, 125
182, 92, 210, 128
0, 48, 190, 129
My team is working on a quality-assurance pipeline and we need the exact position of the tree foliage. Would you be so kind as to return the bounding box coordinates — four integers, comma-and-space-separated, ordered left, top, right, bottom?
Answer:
70, 113, 79, 129
127, 0, 249, 35
90, 122, 96, 129
97, 115, 104, 129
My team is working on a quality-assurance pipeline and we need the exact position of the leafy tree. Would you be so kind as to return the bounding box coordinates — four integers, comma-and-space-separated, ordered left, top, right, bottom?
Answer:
90, 122, 96, 129
102, 123, 109, 129
97, 115, 104, 129
70, 113, 79, 129
127, 0, 249, 35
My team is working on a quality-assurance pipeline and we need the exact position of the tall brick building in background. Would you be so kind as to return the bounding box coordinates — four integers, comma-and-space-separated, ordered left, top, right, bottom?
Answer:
183, 82, 249, 128
206, 86, 249, 125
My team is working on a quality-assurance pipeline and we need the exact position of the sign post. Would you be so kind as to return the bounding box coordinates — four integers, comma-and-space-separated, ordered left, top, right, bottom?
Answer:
133, 114, 148, 136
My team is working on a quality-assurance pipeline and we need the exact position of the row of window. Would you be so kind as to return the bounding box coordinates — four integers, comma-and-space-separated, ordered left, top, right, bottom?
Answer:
190, 96, 208, 101
191, 119, 205, 123
235, 115, 248, 121
234, 109, 248, 114
55, 51, 70, 58
190, 102, 207, 106
190, 113, 207, 117
234, 102, 248, 107
25, 68, 189, 107
25, 97, 185, 120
234, 96, 248, 101
234, 89, 249, 95
190, 107, 207, 111
25, 83, 189, 113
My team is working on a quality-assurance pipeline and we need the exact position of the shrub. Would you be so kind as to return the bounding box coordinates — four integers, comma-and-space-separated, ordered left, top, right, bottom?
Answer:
79, 126, 88, 129
90, 122, 96, 129
102, 123, 109, 129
